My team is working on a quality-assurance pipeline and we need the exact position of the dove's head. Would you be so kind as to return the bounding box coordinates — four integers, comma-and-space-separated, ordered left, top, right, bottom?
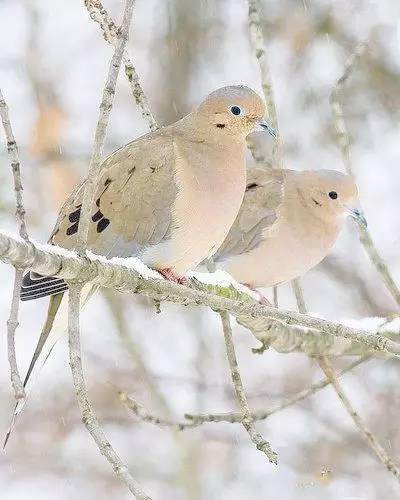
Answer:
196, 85, 276, 139
297, 170, 367, 227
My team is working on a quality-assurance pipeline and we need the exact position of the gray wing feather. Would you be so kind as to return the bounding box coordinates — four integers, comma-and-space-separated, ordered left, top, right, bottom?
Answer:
215, 167, 285, 260
22, 130, 178, 301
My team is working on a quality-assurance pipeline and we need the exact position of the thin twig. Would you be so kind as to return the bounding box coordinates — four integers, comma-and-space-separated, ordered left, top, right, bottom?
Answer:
247, 0, 282, 167
184, 355, 370, 425
219, 311, 277, 464
319, 356, 400, 483
330, 41, 400, 308
291, 279, 306, 314
119, 391, 194, 431
293, 279, 400, 483
272, 286, 278, 308
6, 269, 25, 399
77, 0, 134, 251
68, 286, 151, 499
84, 0, 158, 131
0, 88, 29, 399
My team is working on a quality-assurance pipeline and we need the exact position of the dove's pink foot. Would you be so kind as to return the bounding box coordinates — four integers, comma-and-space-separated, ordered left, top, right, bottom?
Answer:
159, 268, 189, 286
244, 283, 273, 306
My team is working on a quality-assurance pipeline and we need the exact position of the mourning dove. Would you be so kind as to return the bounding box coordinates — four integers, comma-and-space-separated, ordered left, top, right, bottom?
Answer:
214, 167, 366, 297
5, 86, 275, 445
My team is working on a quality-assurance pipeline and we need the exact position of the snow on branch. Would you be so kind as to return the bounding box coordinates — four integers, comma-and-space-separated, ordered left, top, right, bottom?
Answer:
1, 230, 399, 358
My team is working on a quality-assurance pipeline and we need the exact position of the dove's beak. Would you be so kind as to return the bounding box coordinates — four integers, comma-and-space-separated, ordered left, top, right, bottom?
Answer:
256, 119, 277, 138
346, 206, 367, 228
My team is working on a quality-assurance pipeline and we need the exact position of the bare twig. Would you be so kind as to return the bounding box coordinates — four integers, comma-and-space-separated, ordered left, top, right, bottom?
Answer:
291, 278, 306, 314
219, 311, 277, 464
0, 88, 29, 400
68, 286, 151, 499
247, 0, 277, 129
119, 355, 371, 428
77, 0, 134, 251
319, 356, 400, 482
330, 41, 400, 308
292, 279, 400, 483
0, 90, 29, 241
119, 391, 194, 431
6, 269, 25, 399
272, 286, 278, 308
1, 232, 400, 357
84, 0, 158, 131
185, 355, 370, 425
247, 0, 282, 167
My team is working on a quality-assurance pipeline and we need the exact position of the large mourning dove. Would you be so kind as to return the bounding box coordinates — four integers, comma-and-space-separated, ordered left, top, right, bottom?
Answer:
5, 86, 275, 445
214, 167, 366, 297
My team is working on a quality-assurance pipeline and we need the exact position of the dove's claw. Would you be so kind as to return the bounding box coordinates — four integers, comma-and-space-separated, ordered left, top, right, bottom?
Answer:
159, 268, 189, 286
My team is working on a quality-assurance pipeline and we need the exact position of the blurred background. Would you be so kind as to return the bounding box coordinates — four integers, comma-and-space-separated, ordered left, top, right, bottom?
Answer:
0, 0, 399, 498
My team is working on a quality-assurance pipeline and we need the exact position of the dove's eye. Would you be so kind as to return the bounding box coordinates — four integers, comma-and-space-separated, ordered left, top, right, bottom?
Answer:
328, 191, 338, 200
230, 105, 243, 116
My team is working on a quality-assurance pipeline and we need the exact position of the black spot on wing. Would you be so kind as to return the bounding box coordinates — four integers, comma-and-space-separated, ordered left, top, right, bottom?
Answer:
66, 222, 79, 235
97, 218, 110, 233
246, 183, 259, 191
68, 208, 81, 223
91, 210, 103, 222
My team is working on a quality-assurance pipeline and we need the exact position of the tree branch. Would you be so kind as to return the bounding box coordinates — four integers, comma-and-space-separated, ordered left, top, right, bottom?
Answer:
68, 285, 151, 499
1, 231, 400, 357
0, 88, 29, 400
219, 311, 277, 463
6, 269, 25, 399
330, 41, 400, 308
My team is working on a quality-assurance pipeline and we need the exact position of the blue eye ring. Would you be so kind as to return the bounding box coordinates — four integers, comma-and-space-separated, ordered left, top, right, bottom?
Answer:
230, 105, 243, 116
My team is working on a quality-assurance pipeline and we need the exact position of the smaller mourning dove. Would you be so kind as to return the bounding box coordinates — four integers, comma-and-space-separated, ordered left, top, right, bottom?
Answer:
5, 86, 275, 447
214, 167, 366, 299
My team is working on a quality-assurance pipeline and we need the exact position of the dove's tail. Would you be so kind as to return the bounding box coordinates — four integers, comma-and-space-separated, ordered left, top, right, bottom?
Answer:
3, 284, 94, 448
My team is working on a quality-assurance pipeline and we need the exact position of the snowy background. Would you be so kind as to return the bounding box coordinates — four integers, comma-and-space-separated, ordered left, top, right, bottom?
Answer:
0, 0, 400, 498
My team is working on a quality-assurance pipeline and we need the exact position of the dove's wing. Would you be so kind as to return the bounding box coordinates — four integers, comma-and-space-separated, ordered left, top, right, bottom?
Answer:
21, 129, 178, 301
215, 167, 285, 260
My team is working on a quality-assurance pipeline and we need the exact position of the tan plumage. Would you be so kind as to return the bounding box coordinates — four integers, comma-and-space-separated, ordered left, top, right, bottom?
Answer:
215, 167, 365, 288
5, 86, 274, 446
49, 85, 268, 275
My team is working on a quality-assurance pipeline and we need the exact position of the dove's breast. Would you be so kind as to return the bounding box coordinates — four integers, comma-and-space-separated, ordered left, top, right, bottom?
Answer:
220, 206, 342, 287
141, 139, 247, 274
